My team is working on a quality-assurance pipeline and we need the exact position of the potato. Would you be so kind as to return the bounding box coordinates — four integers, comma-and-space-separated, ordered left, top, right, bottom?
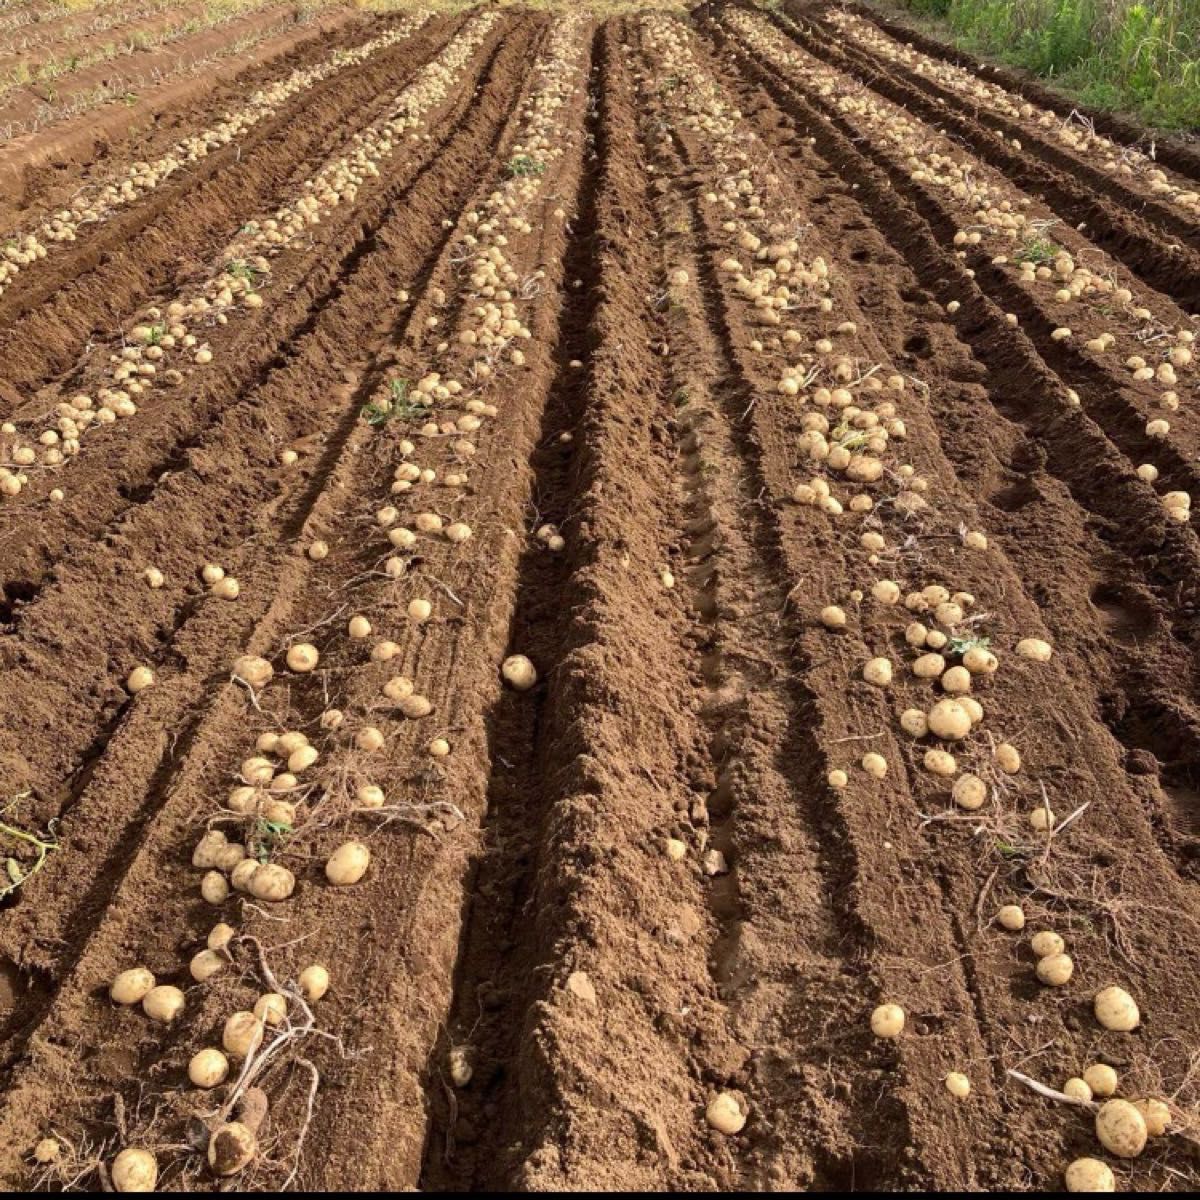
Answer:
448, 1045, 474, 1087
1063, 1077, 1093, 1102
255, 993, 288, 1027
326, 841, 370, 886
127, 666, 154, 694
110, 967, 156, 1006
944, 1072, 970, 1098
192, 829, 228, 869
870, 1003, 905, 1038
1094, 986, 1139, 1032
231, 859, 260, 892
996, 905, 1025, 931
299, 964, 330, 1003
1037, 953, 1074, 986
861, 752, 887, 779
994, 742, 1021, 773
111, 1148, 158, 1192
286, 643, 319, 672
142, 985, 185, 1023
1083, 1064, 1119, 1097
705, 1091, 747, 1134
1065, 1158, 1114, 1193
1132, 1097, 1171, 1137
1031, 931, 1064, 958
502, 654, 538, 690
223, 1011, 264, 1059
952, 773, 986, 810
820, 605, 847, 629
207, 1121, 257, 1177
233, 655, 273, 688
1095, 1099, 1147, 1158
247, 863, 295, 902
189, 1047, 230, 1089
189, 950, 225, 983
927, 699, 971, 740
862, 657, 892, 687
201, 870, 230, 904
1016, 638, 1052, 662
924, 749, 957, 777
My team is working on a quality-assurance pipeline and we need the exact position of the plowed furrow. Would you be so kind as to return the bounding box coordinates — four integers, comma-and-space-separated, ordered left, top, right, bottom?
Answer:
647, 12, 1200, 1191
0, 14, 456, 398
781, 5, 1200, 284
0, 23, 539, 1175
0, 19, 512, 593
440, 25, 735, 1190
0, 15, 602, 1191
711, 14, 1200, 525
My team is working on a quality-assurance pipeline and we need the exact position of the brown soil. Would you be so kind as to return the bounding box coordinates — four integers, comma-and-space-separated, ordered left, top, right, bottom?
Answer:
0, 2, 303, 136
0, 2, 1198, 1194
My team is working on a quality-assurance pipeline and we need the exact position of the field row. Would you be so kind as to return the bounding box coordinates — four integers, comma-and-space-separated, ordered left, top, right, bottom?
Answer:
0, 2, 1196, 1193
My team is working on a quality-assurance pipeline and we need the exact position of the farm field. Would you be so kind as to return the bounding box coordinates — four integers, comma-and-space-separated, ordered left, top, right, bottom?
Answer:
0, 0, 1198, 1192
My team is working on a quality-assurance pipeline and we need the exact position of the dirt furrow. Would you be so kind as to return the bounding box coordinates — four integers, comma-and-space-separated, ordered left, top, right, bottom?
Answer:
646, 12, 1200, 1190
771, 4, 1200, 311
712, 12, 1200, 528
0, 14, 607, 1191
787, 3, 1200, 271
0, 12, 455, 398
0, 20, 540, 1176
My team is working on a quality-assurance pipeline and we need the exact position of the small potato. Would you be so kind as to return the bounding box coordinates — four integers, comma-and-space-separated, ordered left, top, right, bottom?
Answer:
1036, 952, 1074, 986
208, 1121, 257, 1177
326, 841, 370, 886
1031, 930, 1065, 958
861, 752, 887, 779
189, 1047, 230, 1089
502, 654, 538, 691
1065, 1158, 1115, 1193
927, 699, 971, 741
1094, 986, 1140, 1032
862, 657, 892, 687
924, 749, 957, 777
1095, 1099, 1148, 1158
299, 964, 330, 1003
944, 1072, 970, 1099
142, 985, 186, 1023
870, 1003, 905, 1038
233, 655, 273, 688
1132, 1097, 1171, 1137
190, 950, 225, 983
996, 905, 1025, 931
254, 993, 288, 1027
900, 708, 928, 738
286, 643, 319, 672
952, 773, 986, 811
201, 871, 230, 905
223, 1011, 264, 1059
247, 863, 295, 902
705, 1091, 747, 1135
1083, 1064, 1119, 1097
1016, 637, 1053, 662
820, 605, 847, 629
111, 1148, 158, 1193
110, 967, 156, 1006
994, 742, 1021, 773
1063, 1078, 1093, 1102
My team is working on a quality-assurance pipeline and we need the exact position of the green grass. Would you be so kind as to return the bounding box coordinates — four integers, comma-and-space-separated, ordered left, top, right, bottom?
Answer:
891, 0, 1200, 130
